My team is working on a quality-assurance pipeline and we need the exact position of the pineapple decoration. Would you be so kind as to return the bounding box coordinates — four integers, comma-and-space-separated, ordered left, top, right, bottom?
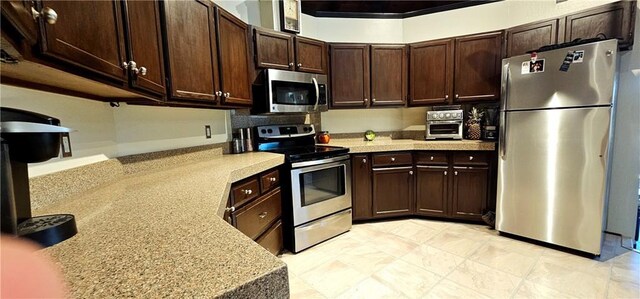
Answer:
466, 107, 484, 140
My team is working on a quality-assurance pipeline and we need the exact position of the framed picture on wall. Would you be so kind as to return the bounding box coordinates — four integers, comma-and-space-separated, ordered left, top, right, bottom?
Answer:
280, 0, 301, 34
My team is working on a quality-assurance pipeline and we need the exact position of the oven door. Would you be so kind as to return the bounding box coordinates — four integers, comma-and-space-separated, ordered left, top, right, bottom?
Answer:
266, 69, 328, 113
290, 155, 351, 226
426, 121, 463, 139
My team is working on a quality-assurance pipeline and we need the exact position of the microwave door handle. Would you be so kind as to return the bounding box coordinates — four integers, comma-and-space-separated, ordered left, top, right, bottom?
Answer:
312, 77, 319, 111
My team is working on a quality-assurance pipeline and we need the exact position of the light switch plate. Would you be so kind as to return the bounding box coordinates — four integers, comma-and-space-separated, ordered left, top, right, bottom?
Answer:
205, 125, 212, 139
61, 133, 72, 157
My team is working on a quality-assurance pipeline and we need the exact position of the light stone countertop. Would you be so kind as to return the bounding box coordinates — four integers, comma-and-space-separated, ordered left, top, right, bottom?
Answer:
37, 152, 288, 298
326, 138, 496, 153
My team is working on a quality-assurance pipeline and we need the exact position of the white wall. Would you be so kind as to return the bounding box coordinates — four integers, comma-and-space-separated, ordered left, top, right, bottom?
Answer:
300, 14, 404, 43
213, 0, 262, 25
0, 85, 229, 177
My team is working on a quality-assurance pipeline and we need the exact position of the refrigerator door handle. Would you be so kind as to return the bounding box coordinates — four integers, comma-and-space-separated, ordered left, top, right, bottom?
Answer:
499, 62, 509, 158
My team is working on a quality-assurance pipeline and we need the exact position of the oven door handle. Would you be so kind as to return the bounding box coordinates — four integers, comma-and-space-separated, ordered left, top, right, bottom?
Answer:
291, 155, 349, 169
312, 77, 319, 111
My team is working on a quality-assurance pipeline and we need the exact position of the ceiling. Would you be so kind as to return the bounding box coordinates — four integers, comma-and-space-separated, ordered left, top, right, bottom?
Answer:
301, 0, 502, 19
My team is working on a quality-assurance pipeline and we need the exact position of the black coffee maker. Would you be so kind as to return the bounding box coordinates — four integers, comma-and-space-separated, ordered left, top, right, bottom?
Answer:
1, 107, 77, 247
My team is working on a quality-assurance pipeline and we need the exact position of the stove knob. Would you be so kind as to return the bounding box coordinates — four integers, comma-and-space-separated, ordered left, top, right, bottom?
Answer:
261, 129, 267, 134
439, 113, 444, 118
445, 113, 451, 118
267, 129, 273, 134
457, 113, 462, 118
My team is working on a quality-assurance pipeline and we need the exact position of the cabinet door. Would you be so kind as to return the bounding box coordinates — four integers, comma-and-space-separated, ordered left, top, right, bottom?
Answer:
453, 32, 503, 102
1, 0, 38, 45
451, 167, 487, 220
409, 39, 454, 106
330, 44, 370, 108
565, 1, 635, 50
123, 0, 166, 96
295, 36, 327, 74
415, 166, 449, 217
162, 0, 219, 102
351, 154, 372, 220
506, 19, 565, 57
372, 166, 413, 218
370, 45, 407, 107
216, 8, 252, 106
254, 28, 294, 70
38, 1, 127, 82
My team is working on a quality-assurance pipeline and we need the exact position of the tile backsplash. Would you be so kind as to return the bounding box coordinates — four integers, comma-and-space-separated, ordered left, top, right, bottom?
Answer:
230, 109, 322, 130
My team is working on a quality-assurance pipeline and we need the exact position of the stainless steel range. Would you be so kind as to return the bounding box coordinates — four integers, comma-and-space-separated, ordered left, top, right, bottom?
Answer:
255, 124, 351, 253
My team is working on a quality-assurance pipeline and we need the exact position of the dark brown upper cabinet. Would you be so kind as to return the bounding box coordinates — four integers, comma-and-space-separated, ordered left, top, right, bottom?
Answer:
330, 43, 406, 109
453, 32, 503, 103
162, 0, 219, 103
215, 8, 252, 106
37, 1, 128, 83
409, 39, 454, 106
329, 44, 370, 108
1, 0, 38, 45
565, 1, 636, 50
295, 36, 327, 74
370, 45, 407, 107
122, 0, 166, 96
254, 28, 327, 74
506, 19, 566, 57
254, 29, 295, 70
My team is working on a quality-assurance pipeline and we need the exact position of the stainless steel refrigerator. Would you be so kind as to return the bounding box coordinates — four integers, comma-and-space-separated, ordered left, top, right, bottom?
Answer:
496, 39, 621, 255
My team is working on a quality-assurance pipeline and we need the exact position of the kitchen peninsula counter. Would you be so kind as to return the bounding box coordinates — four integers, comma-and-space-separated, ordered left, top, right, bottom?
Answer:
35, 151, 288, 298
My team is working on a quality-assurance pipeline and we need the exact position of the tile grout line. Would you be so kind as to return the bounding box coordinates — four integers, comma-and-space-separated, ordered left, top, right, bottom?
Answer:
508, 245, 545, 299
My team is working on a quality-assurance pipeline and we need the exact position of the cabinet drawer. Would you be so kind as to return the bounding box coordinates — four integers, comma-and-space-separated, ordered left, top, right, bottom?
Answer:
372, 152, 413, 167
415, 152, 448, 165
231, 178, 260, 208
452, 152, 489, 166
233, 188, 282, 240
256, 220, 283, 256
260, 169, 280, 194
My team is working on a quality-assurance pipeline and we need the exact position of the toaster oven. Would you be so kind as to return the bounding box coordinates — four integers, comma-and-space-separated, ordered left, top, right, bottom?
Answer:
426, 109, 463, 140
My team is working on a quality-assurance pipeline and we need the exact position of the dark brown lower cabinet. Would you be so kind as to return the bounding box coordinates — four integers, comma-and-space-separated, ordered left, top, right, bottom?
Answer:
372, 166, 414, 218
451, 167, 488, 220
352, 151, 493, 222
415, 165, 448, 217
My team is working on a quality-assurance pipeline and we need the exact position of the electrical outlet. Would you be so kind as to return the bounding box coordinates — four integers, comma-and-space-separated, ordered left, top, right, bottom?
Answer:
61, 132, 72, 157
205, 125, 211, 139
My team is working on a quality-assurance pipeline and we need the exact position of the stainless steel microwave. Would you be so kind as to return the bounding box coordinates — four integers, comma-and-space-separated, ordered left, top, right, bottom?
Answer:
253, 69, 328, 114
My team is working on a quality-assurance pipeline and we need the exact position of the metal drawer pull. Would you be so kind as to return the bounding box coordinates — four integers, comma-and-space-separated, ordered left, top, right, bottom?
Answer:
224, 92, 231, 98
430, 156, 434, 161
269, 177, 276, 182
258, 212, 268, 219
32, 7, 58, 24
225, 206, 235, 212
362, 158, 367, 163
289, 62, 294, 67
469, 156, 474, 160
409, 170, 413, 175
391, 157, 396, 162
242, 189, 253, 195
454, 171, 458, 176
139, 67, 147, 76
297, 63, 302, 67
444, 171, 447, 176
215, 91, 223, 97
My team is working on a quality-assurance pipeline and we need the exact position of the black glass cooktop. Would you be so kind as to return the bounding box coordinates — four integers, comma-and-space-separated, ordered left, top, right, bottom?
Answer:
264, 145, 349, 162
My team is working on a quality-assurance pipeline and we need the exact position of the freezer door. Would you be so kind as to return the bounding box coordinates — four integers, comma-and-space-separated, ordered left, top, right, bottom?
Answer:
502, 39, 617, 111
496, 107, 612, 254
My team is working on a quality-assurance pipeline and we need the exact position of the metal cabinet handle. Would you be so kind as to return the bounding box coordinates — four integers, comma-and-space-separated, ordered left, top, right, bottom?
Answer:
215, 91, 223, 97
430, 156, 434, 161
139, 67, 147, 76
444, 170, 447, 176
258, 212, 268, 219
289, 62, 294, 67
391, 157, 396, 162
297, 63, 302, 67
455, 94, 460, 99
242, 189, 252, 195
124, 61, 142, 75
224, 92, 231, 98
454, 171, 458, 176
269, 177, 276, 182
362, 158, 367, 164
363, 98, 369, 105
225, 206, 235, 212
372, 99, 377, 103
445, 95, 449, 100
32, 7, 58, 24
409, 170, 413, 175
469, 156, 474, 160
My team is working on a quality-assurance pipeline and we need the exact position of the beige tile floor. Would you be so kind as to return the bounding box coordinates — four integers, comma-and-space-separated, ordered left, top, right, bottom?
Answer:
280, 219, 640, 299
